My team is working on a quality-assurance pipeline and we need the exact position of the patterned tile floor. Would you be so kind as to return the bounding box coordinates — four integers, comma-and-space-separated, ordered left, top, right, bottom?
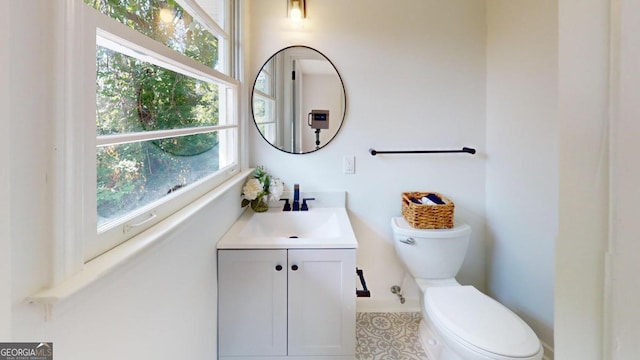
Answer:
356, 312, 429, 360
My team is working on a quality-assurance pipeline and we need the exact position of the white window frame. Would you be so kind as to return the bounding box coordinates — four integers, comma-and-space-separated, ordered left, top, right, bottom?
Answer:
52, 0, 241, 281
88, 10, 239, 260
253, 60, 278, 144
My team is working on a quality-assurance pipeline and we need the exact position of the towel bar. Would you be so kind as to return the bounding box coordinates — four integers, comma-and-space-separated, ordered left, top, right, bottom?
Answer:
369, 147, 476, 156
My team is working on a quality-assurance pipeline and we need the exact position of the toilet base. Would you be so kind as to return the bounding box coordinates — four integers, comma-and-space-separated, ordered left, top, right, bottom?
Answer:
419, 314, 543, 360
418, 318, 462, 360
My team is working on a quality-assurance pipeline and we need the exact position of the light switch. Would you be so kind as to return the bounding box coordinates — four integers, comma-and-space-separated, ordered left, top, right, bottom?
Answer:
343, 156, 355, 175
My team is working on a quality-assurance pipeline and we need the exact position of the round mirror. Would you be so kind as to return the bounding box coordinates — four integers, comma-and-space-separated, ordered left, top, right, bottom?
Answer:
251, 46, 346, 154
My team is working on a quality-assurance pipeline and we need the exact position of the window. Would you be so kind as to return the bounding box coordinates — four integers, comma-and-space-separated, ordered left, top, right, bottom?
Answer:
84, 0, 238, 260
252, 60, 277, 144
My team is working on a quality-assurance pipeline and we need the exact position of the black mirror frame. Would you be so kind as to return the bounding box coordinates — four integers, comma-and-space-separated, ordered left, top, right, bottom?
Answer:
251, 45, 347, 154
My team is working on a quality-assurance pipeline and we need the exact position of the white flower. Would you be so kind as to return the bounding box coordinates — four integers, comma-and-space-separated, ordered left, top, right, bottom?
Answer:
242, 178, 263, 200
241, 166, 284, 210
268, 178, 284, 201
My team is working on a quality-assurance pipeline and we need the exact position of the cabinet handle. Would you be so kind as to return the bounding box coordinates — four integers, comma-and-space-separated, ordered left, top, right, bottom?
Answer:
291, 264, 299, 271
275, 265, 283, 271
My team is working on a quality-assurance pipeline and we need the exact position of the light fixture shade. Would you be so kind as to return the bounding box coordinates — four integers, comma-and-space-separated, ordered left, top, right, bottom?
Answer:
288, 0, 306, 20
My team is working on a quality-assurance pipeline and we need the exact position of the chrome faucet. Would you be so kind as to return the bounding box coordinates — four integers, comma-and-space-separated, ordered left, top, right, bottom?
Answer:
293, 184, 300, 211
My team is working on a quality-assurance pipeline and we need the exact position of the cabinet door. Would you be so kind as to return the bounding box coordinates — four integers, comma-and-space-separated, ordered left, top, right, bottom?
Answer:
287, 249, 356, 356
218, 250, 287, 357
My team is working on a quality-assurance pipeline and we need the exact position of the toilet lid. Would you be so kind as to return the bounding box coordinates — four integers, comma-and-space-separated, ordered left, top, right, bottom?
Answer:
425, 286, 541, 358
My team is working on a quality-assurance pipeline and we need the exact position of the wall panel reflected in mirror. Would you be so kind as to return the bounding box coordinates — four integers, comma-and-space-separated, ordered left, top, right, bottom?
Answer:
252, 46, 346, 154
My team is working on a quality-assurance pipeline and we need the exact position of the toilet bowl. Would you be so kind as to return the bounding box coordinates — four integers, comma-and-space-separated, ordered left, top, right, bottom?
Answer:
392, 217, 543, 360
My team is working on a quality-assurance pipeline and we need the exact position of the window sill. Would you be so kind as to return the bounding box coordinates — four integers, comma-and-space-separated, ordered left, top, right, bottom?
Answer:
26, 168, 252, 320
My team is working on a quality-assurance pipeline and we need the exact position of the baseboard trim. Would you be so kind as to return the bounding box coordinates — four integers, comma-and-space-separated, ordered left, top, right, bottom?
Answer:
356, 298, 420, 313
542, 341, 554, 360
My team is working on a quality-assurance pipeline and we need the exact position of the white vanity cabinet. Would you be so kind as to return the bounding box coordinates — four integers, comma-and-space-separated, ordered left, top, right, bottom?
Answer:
218, 248, 356, 360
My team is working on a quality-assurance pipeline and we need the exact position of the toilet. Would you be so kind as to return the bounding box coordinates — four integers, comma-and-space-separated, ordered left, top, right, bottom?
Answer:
392, 217, 543, 360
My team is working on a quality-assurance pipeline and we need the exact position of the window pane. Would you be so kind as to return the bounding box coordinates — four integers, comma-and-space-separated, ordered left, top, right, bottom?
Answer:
252, 95, 274, 124
86, 0, 220, 69
194, 0, 227, 31
255, 71, 269, 94
252, 97, 266, 123
96, 46, 220, 135
97, 131, 227, 227
257, 123, 276, 144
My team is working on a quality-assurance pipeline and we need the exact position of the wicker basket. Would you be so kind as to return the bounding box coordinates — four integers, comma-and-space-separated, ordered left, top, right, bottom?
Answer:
401, 192, 454, 229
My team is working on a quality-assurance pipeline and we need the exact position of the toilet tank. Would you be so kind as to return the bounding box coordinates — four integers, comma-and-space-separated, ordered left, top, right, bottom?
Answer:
392, 217, 471, 280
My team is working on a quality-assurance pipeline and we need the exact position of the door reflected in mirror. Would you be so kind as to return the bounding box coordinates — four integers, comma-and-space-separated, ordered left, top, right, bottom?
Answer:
252, 46, 346, 154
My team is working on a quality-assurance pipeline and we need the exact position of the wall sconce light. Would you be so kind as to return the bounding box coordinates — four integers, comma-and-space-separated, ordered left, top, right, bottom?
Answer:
288, 0, 306, 20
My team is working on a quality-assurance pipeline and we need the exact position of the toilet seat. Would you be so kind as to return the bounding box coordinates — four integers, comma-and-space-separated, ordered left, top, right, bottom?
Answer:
425, 286, 541, 358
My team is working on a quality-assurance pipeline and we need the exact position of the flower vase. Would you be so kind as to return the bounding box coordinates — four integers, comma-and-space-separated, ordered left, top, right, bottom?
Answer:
250, 198, 269, 212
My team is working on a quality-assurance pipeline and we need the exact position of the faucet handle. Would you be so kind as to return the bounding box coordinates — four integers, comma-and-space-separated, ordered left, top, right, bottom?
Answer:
280, 198, 291, 211
301, 197, 315, 211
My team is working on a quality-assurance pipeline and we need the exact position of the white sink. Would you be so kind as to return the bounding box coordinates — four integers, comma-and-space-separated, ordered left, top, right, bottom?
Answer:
217, 207, 358, 249
238, 210, 341, 239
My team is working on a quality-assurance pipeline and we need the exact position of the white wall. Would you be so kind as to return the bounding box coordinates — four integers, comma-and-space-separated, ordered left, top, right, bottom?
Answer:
6, 2, 246, 359
12, 189, 243, 359
608, 0, 640, 357
249, 0, 487, 309
1, 0, 11, 340
556, 0, 610, 358
485, 0, 557, 348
